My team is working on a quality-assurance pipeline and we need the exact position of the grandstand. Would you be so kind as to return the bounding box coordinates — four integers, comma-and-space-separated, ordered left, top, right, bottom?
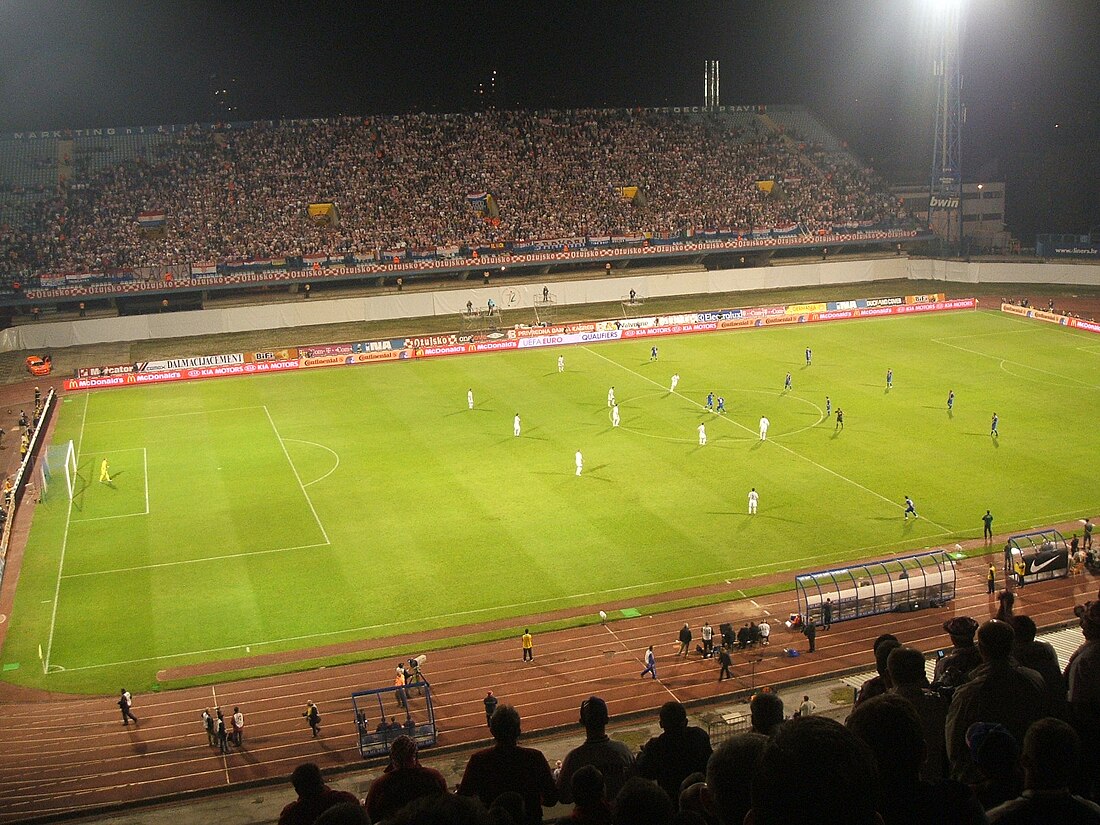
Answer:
0, 107, 919, 298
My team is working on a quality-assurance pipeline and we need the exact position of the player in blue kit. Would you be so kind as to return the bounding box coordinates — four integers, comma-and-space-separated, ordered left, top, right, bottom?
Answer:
805, 347, 812, 365
706, 391, 714, 410
784, 373, 792, 391
886, 368, 893, 389
904, 496, 918, 520
650, 346, 658, 361
825, 396, 831, 417
716, 396, 726, 413
991, 412, 999, 437
947, 390, 954, 411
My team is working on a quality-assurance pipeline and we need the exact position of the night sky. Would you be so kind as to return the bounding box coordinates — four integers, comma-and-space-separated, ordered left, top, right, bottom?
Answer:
0, 0, 1097, 237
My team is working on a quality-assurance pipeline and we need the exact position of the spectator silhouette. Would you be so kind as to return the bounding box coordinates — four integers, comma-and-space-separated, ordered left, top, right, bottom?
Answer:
315, 802, 369, 825
387, 793, 493, 825
613, 777, 674, 825
887, 645, 949, 781
278, 763, 362, 825
489, 791, 527, 825
855, 634, 901, 705
567, 765, 613, 825
557, 696, 634, 804
847, 693, 986, 825
986, 717, 1100, 823
1066, 600, 1100, 799
745, 716, 882, 825
364, 735, 448, 824
945, 620, 1048, 782
748, 692, 784, 737
933, 616, 983, 691
965, 722, 1023, 811
704, 732, 768, 825
1009, 614, 1065, 716
635, 702, 713, 801
457, 705, 557, 825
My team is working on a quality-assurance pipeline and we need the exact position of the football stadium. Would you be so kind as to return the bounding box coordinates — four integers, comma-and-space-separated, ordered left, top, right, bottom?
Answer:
1, 4, 1099, 823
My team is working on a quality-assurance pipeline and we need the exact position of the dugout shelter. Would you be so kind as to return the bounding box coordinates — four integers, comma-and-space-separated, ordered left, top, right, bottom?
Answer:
351, 682, 438, 759
794, 550, 957, 626
1003, 529, 1069, 584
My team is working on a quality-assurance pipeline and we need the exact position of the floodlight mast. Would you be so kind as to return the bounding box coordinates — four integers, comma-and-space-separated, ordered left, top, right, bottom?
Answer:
704, 60, 720, 107
928, 1, 964, 256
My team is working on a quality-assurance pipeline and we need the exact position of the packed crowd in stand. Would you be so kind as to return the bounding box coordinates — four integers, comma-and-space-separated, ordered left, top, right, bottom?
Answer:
0, 109, 908, 283
275, 597, 1100, 825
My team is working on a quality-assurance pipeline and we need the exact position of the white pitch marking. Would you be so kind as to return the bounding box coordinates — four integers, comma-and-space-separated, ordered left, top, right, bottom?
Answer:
61, 541, 332, 579
283, 438, 341, 487
263, 405, 330, 546
43, 393, 89, 673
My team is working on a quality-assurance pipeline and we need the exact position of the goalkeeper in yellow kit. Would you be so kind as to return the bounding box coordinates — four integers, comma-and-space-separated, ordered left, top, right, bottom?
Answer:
99, 458, 112, 484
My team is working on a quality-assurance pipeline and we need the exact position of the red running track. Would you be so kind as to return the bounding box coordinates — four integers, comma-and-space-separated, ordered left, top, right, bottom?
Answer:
0, 556, 1095, 823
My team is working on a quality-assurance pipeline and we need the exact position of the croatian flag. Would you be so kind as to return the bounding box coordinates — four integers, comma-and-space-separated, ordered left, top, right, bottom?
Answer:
191, 261, 217, 277
137, 210, 166, 228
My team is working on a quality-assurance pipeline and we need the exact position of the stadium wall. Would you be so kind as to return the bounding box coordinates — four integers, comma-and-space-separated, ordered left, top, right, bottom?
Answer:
909, 259, 1100, 286
3, 258, 1097, 352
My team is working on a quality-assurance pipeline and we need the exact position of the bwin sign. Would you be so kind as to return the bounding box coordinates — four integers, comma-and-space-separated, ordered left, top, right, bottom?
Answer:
929, 196, 960, 209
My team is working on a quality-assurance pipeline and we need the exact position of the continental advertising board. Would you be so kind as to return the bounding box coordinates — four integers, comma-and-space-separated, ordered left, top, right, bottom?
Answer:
1000, 302, 1100, 334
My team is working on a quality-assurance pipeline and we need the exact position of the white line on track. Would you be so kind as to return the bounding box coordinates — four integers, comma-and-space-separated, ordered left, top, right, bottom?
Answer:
581, 345, 955, 533
263, 405, 330, 546
210, 685, 230, 784
43, 392, 89, 673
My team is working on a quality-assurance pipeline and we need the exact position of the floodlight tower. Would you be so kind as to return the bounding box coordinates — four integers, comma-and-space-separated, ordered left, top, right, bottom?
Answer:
704, 60, 720, 107
928, 1, 964, 254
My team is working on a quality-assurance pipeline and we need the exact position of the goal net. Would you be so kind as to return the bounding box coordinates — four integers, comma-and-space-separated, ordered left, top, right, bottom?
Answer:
40, 440, 78, 501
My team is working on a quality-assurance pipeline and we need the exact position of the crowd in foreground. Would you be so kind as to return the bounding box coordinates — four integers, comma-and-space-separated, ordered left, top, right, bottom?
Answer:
276, 596, 1100, 825
0, 109, 908, 281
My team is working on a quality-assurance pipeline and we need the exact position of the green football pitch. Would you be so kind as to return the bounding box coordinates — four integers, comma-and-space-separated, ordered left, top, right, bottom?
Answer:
3, 307, 1099, 693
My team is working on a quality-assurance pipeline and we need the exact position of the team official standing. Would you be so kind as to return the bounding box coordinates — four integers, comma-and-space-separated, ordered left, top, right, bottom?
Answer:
522, 629, 534, 662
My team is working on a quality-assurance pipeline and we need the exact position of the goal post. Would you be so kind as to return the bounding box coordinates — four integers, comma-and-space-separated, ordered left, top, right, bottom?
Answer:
41, 440, 78, 501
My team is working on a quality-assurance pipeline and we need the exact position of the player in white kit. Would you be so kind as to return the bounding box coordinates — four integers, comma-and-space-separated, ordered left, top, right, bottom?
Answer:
612, 404, 620, 427
748, 487, 759, 514
698, 422, 707, 445
514, 413, 521, 437
607, 386, 616, 407
467, 388, 474, 409
558, 355, 564, 373
575, 450, 583, 476
759, 416, 770, 440
670, 373, 680, 392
